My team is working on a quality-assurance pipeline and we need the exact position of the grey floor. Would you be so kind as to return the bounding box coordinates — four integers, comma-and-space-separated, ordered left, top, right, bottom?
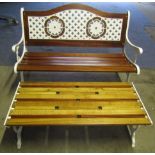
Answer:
0, 2, 155, 153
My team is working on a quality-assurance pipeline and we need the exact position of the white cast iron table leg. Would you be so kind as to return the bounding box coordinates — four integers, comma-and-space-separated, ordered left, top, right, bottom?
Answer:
13, 126, 23, 149
20, 71, 24, 81
127, 125, 139, 147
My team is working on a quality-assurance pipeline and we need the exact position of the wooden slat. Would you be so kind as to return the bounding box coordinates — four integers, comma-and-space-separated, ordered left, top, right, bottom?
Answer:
20, 82, 132, 88
22, 58, 128, 63
20, 61, 131, 66
17, 88, 135, 95
17, 64, 136, 72
15, 92, 138, 100
17, 52, 136, 72
13, 101, 141, 109
18, 87, 134, 93
24, 52, 126, 58
22, 57, 128, 62
10, 108, 145, 117
6, 117, 151, 126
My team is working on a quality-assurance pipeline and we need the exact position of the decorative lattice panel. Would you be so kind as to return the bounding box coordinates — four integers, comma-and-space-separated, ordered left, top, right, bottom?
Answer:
28, 9, 123, 41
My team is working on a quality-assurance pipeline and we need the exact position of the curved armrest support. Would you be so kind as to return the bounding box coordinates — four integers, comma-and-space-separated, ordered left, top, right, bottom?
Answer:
12, 38, 23, 53
124, 39, 142, 75
125, 11, 143, 55
124, 49, 141, 75
12, 37, 24, 62
125, 36, 143, 55
123, 10, 143, 75
13, 8, 27, 73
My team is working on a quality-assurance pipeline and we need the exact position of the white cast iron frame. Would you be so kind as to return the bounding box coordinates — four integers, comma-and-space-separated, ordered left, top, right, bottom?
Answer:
127, 125, 140, 148
123, 11, 143, 81
126, 83, 153, 147
13, 126, 23, 149
12, 8, 27, 81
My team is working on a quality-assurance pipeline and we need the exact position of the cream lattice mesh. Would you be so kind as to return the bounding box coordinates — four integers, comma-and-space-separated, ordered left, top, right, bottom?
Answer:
28, 9, 123, 41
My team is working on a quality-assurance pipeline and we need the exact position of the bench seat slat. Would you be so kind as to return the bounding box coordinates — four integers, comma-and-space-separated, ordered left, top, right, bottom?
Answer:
18, 65, 136, 72
13, 100, 141, 110
16, 93, 138, 100
23, 57, 128, 61
14, 104, 141, 110
6, 117, 151, 126
17, 52, 136, 72
21, 60, 131, 66
20, 82, 132, 88
18, 87, 134, 92
24, 52, 126, 58
10, 108, 145, 117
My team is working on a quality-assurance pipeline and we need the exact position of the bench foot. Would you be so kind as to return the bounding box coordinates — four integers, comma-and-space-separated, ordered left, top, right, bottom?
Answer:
127, 125, 139, 147
20, 71, 24, 81
126, 73, 130, 82
13, 126, 23, 149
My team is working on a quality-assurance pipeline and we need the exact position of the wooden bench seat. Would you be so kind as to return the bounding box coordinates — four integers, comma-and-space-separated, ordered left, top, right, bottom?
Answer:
17, 52, 136, 72
5, 82, 151, 126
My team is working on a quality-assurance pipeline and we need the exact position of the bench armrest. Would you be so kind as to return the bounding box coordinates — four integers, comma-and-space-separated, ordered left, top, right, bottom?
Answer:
13, 8, 27, 73
123, 11, 143, 75
12, 37, 24, 61
125, 10, 143, 56
124, 38, 143, 75
12, 38, 23, 53
125, 36, 143, 55
12, 8, 25, 54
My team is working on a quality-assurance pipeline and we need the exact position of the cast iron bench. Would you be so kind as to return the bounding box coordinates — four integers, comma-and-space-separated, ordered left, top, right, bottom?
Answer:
12, 4, 143, 81
4, 4, 152, 149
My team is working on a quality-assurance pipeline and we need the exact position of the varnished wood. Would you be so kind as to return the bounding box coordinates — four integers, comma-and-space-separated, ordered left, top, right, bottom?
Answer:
24, 52, 126, 57
16, 91, 138, 100
14, 101, 141, 110
17, 65, 136, 72
20, 82, 132, 88
18, 87, 134, 92
10, 109, 145, 117
6, 117, 151, 126
17, 52, 136, 72
6, 82, 152, 126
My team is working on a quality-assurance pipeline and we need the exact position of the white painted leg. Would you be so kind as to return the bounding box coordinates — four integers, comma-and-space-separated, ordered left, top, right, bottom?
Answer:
20, 71, 24, 81
13, 126, 23, 149
126, 73, 130, 82
127, 125, 139, 147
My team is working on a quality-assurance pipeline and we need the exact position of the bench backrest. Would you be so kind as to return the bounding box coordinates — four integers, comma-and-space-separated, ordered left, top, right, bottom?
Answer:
23, 4, 128, 47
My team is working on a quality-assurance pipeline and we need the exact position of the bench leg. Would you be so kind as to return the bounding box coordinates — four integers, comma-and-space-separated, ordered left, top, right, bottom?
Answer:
127, 125, 139, 147
13, 126, 23, 149
20, 71, 24, 81
126, 73, 130, 82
